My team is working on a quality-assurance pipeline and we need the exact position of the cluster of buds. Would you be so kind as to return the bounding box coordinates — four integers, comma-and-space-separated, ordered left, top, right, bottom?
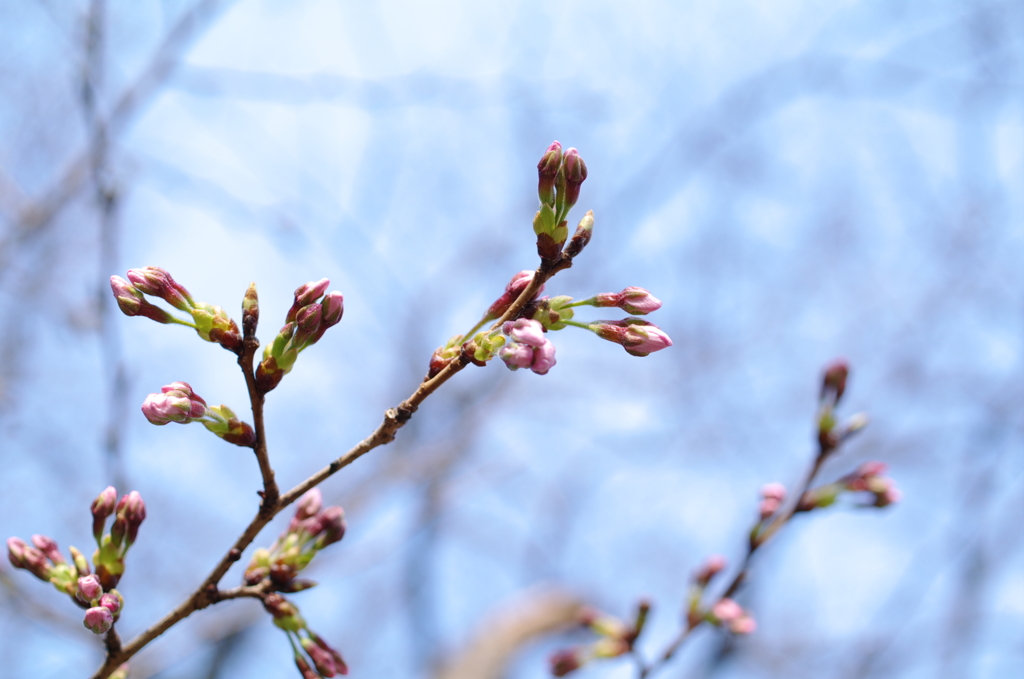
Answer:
816, 359, 869, 452
141, 381, 256, 447
261, 594, 348, 677
244, 489, 345, 589
534, 142, 591, 265
684, 555, 757, 635
549, 601, 650, 677
498, 319, 556, 375
111, 267, 242, 353
256, 279, 344, 393
7, 487, 143, 636
798, 461, 902, 511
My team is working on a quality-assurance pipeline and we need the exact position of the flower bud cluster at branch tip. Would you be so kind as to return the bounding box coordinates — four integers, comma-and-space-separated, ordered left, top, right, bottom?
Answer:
549, 600, 651, 676
111, 267, 243, 353
8, 487, 138, 635
708, 598, 757, 634
256, 279, 344, 393
533, 142, 590, 265
261, 593, 349, 677
141, 382, 256, 447
799, 462, 902, 511
244, 489, 346, 591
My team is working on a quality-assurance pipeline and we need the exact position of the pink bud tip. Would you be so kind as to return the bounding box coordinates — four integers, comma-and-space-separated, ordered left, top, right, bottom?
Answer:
760, 482, 787, 502
83, 606, 114, 634
711, 598, 744, 622
76, 575, 103, 604
503, 318, 546, 347
729, 615, 757, 634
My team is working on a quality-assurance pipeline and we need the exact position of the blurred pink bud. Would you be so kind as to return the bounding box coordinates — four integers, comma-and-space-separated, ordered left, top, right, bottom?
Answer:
7, 537, 51, 580
729, 615, 757, 634
821, 359, 849, 403
294, 655, 320, 679
503, 318, 546, 347
590, 319, 673, 356
302, 636, 338, 677
288, 279, 331, 323
317, 506, 347, 548
126, 266, 194, 311
859, 461, 887, 478
694, 554, 727, 586
76, 574, 103, 604
31, 535, 64, 564
537, 141, 563, 206
293, 489, 323, 524
760, 482, 787, 502
711, 598, 744, 623
308, 632, 348, 676
875, 485, 902, 507
550, 647, 585, 677
758, 497, 782, 520
83, 606, 113, 634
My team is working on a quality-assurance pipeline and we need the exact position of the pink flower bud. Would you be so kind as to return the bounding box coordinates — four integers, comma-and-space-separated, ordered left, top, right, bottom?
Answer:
503, 318, 546, 347
729, 615, 757, 634
321, 291, 344, 327
694, 554, 727, 587
110, 276, 144, 315
31, 535, 64, 565
530, 338, 557, 375
821, 359, 849, 403
83, 606, 114, 634
7, 537, 49, 580
589, 319, 673, 356
293, 489, 323, 524
550, 648, 585, 677
563, 210, 594, 260
141, 382, 207, 425
316, 506, 346, 548
486, 270, 544, 320
294, 655, 320, 679
499, 342, 534, 370
91, 486, 118, 544
308, 632, 348, 676
758, 497, 782, 520
537, 141, 563, 207
126, 266, 194, 311
559, 147, 588, 211
760, 482, 786, 502
859, 461, 887, 478
711, 598, 744, 622
116, 491, 146, 546
76, 574, 103, 604
593, 287, 662, 315
302, 636, 338, 677
288, 279, 331, 323
99, 590, 123, 617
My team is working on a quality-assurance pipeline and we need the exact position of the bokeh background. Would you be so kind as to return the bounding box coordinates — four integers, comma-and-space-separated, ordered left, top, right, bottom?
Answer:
1, 1, 1022, 678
